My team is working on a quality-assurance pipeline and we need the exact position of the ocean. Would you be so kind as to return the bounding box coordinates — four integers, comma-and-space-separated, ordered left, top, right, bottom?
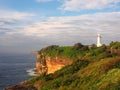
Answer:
0, 53, 36, 90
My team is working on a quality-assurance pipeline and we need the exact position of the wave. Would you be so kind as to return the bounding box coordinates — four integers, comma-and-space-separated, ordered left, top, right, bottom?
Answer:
26, 68, 37, 76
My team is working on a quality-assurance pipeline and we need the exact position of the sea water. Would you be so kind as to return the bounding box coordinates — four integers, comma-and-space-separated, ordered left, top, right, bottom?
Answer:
0, 53, 36, 90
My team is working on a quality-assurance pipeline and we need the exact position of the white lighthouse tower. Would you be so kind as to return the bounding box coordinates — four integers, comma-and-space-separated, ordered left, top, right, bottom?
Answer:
97, 34, 102, 47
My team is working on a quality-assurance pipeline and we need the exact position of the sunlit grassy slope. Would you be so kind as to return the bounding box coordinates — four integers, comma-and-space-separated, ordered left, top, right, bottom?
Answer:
29, 42, 120, 90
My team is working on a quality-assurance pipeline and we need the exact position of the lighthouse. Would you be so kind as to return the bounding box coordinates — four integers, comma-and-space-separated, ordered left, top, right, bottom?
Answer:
97, 34, 102, 47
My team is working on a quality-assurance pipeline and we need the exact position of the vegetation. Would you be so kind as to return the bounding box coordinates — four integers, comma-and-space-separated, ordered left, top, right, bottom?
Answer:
38, 42, 118, 61
110, 41, 120, 49
30, 41, 120, 90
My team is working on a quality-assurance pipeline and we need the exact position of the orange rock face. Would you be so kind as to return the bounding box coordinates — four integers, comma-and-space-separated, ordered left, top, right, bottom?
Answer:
36, 53, 72, 75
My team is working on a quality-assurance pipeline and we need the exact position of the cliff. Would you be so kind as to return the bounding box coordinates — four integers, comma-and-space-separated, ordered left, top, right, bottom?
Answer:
33, 56, 120, 90
36, 52, 72, 75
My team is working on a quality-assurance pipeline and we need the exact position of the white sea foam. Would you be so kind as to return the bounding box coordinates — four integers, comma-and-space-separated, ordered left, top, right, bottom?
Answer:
26, 68, 37, 76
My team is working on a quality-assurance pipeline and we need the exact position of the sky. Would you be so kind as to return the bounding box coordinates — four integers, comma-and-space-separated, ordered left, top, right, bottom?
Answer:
0, 0, 120, 53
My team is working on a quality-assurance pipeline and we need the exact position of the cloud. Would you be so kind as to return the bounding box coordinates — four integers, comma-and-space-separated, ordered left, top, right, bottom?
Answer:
0, 10, 35, 35
0, 11, 120, 53
1, 11, 120, 40
36, 0, 53, 2
0, 10, 35, 20
60, 0, 120, 11
17, 12, 120, 45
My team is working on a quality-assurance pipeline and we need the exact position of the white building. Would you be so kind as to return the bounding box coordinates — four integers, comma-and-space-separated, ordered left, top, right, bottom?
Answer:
97, 34, 102, 47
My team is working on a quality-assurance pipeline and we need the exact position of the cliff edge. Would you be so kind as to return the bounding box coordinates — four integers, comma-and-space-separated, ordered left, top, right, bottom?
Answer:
36, 52, 72, 75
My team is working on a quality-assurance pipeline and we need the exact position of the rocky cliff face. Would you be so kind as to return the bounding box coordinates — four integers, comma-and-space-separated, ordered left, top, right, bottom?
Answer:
36, 53, 72, 75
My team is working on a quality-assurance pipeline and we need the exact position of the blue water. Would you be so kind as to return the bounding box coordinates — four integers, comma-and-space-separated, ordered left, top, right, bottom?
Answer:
0, 53, 36, 90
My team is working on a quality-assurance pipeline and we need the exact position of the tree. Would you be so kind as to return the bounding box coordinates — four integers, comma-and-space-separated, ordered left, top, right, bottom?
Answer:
73, 43, 83, 50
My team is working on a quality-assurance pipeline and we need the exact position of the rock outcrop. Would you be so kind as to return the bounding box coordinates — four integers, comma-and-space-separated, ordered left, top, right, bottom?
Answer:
36, 52, 72, 75
4, 81, 37, 90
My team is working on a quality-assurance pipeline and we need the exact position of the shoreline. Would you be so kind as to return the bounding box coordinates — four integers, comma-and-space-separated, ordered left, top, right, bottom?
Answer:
26, 68, 37, 76
4, 68, 37, 90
